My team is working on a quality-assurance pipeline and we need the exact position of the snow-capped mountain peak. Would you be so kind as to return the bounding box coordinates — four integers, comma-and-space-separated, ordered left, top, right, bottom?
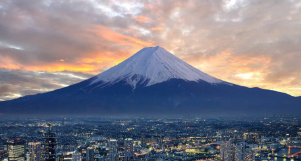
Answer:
91, 46, 223, 88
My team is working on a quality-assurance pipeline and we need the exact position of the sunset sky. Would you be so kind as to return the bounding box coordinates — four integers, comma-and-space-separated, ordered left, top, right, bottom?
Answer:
0, 0, 301, 101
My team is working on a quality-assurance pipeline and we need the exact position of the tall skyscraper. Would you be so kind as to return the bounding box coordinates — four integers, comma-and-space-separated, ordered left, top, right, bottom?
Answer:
141, 132, 146, 148
61, 118, 65, 126
27, 142, 43, 161
220, 139, 233, 161
221, 141, 255, 161
290, 124, 298, 137
234, 142, 246, 161
124, 138, 134, 161
141, 135, 146, 148
86, 147, 94, 161
235, 142, 255, 161
108, 139, 118, 161
44, 123, 56, 161
7, 139, 25, 161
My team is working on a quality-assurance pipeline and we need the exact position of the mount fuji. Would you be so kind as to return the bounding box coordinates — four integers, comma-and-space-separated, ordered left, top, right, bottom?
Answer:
92, 46, 224, 88
0, 46, 300, 115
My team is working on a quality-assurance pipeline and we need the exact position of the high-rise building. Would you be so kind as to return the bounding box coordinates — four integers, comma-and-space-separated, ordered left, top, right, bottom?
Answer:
7, 139, 25, 161
220, 140, 233, 161
124, 138, 134, 161
61, 118, 65, 126
108, 139, 118, 161
141, 136, 146, 148
27, 142, 43, 161
140, 132, 146, 148
86, 147, 94, 161
72, 152, 81, 161
290, 124, 298, 137
156, 136, 163, 148
221, 141, 255, 161
234, 142, 246, 161
44, 123, 56, 161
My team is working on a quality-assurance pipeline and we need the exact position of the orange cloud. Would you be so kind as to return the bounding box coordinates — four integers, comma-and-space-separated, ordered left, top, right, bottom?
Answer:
0, 25, 154, 75
79, 51, 130, 70
151, 26, 164, 31
0, 55, 129, 75
0, 55, 21, 70
182, 51, 301, 96
89, 25, 153, 51
27, 63, 96, 73
134, 15, 150, 23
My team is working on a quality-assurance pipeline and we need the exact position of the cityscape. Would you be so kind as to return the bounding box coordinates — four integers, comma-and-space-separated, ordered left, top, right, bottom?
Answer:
0, 116, 301, 161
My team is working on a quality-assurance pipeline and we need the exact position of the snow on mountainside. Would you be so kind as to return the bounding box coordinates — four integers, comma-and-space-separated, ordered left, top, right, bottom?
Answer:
91, 46, 224, 88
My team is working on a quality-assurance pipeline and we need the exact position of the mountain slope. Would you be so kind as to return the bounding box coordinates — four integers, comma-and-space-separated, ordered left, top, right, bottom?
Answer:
91, 46, 223, 88
0, 46, 300, 115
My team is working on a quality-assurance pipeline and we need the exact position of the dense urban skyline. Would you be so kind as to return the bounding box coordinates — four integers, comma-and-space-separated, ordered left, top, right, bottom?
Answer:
1, 0, 301, 101
1, 116, 301, 160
